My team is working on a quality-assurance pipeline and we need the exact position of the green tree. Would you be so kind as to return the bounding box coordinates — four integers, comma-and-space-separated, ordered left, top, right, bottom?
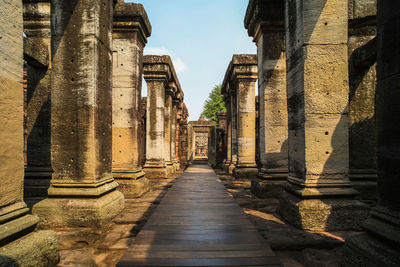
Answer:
201, 84, 226, 123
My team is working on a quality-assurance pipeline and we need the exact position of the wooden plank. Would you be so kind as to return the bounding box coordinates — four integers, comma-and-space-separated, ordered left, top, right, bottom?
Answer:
117, 257, 281, 266
117, 165, 281, 266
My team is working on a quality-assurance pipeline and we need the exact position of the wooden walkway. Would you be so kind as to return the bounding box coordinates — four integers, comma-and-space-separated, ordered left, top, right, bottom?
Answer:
117, 165, 281, 267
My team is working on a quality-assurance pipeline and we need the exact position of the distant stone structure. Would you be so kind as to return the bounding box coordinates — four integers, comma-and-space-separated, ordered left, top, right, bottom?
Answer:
187, 120, 216, 165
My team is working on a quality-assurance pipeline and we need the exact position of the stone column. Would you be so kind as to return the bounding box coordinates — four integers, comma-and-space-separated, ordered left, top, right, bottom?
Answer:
223, 98, 232, 173
32, 0, 124, 228
22, 0, 52, 202
348, 2, 377, 204
278, 0, 368, 231
232, 55, 258, 178
112, 1, 151, 198
230, 89, 238, 173
143, 56, 170, 178
245, 0, 289, 197
171, 98, 179, 171
0, 0, 59, 264
164, 84, 174, 173
341, 1, 400, 265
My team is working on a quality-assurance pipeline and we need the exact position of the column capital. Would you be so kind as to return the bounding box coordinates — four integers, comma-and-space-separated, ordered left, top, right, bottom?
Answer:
113, 1, 152, 46
23, 0, 51, 38
244, 0, 284, 41
222, 54, 258, 94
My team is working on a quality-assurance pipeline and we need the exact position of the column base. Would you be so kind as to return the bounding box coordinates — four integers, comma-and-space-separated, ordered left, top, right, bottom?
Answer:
233, 165, 258, 178
251, 168, 288, 198
340, 206, 400, 266
143, 161, 172, 178
349, 169, 377, 205
224, 163, 235, 174
278, 189, 369, 231
0, 230, 59, 267
112, 168, 149, 198
32, 186, 124, 228
24, 166, 52, 198
173, 161, 180, 172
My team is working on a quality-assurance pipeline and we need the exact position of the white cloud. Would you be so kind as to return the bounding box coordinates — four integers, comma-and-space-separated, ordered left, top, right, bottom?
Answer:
144, 47, 188, 74
172, 58, 187, 73
144, 47, 170, 55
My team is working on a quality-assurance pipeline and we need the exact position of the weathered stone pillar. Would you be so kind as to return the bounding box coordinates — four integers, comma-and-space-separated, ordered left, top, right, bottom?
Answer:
245, 0, 289, 197
0, 0, 59, 264
341, 1, 400, 265
222, 55, 258, 178
112, 1, 151, 198
143, 56, 169, 178
171, 98, 179, 171
348, 1, 377, 204
22, 0, 52, 202
164, 84, 174, 173
215, 112, 227, 169
233, 55, 258, 178
178, 105, 189, 169
32, 0, 124, 227
230, 89, 238, 173
223, 98, 232, 173
278, 0, 368, 231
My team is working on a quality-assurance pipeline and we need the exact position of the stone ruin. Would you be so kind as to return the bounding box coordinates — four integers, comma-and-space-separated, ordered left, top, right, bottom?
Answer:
1, 0, 399, 266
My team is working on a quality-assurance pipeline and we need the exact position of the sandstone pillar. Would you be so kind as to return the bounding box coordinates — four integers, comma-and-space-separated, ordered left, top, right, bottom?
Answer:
230, 89, 238, 173
164, 85, 174, 173
223, 98, 232, 173
112, 1, 151, 198
143, 56, 169, 178
245, 0, 289, 197
278, 0, 368, 231
22, 0, 52, 202
222, 55, 258, 178
32, 0, 124, 228
233, 56, 258, 178
171, 98, 179, 171
341, 1, 400, 265
348, 2, 377, 204
0, 0, 59, 265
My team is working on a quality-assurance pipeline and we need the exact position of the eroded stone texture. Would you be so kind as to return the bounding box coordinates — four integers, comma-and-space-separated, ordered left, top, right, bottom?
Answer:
278, 0, 369, 231
23, 0, 52, 202
245, 0, 289, 198
32, 0, 124, 228
0, 0, 59, 265
143, 55, 185, 178
178, 104, 189, 169
348, 2, 377, 204
112, 1, 151, 198
222, 55, 258, 178
341, 2, 400, 265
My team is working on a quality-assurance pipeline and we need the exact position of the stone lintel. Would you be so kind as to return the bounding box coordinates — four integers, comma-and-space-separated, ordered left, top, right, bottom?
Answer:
113, 1, 152, 46
244, 0, 284, 39
222, 54, 257, 96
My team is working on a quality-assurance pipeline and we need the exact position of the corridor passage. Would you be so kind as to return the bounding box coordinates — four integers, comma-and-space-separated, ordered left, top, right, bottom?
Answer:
117, 165, 281, 266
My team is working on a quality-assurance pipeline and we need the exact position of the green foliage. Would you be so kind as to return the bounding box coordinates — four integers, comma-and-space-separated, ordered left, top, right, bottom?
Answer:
201, 84, 226, 123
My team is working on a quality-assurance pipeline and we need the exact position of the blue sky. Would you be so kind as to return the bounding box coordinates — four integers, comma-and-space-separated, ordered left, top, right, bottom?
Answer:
126, 0, 256, 121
